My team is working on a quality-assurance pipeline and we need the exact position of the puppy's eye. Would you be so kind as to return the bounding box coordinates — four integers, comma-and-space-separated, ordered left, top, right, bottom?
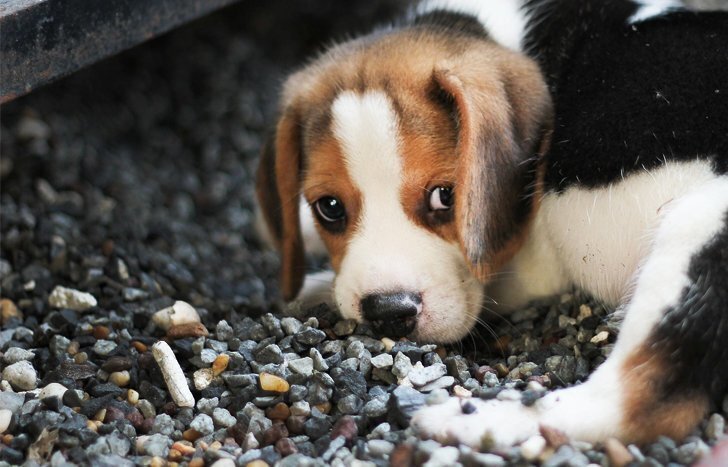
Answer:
314, 196, 346, 223
429, 186, 454, 211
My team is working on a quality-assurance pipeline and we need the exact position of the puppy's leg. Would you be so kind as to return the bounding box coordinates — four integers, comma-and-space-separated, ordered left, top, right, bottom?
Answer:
413, 176, 728, 448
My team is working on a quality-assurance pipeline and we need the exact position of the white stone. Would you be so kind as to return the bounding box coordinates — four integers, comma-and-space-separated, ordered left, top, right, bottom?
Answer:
424, 446, 460, 467
2, 360, 37, 390
520, 435, 547, 461
370, 353, 394, 369
290, 401, 311, 417
288, 357, 314, 376
39, 382, 68, 401
48, 286, 97, 311
590, 330, 610, 344
3, 347, 35, 364
418, 376, 455, 392
0, 409, 12, 434
152, 300, 200, 330
408, 362, 446, 387
193, 368, 214, 391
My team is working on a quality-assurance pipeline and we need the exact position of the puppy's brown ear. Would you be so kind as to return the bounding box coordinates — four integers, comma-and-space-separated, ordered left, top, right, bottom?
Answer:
255, 109, 305, 300
433, 55, 552, 280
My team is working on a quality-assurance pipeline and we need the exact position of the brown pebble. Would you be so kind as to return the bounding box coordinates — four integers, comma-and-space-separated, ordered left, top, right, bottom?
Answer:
94, 409, 107, 422
102, 356, 133, 372
66, 340, 80, 356
330, 415, 357, 443
265, 402, 290, 421
540, 424, 570, 448
140, 418, 155, 434
212, 354, 230, 377
132, 341, 148, 353
0, 299, 22, 324
390, 443, 415, 467
313, 402, 331, 414
246, 461, 269, 467
259, 373, 289, 393
604, 437, 634, 467
171, 441, 196, 456
86, 420, 98, 432
183, 428, 202, 442
474, 365, 496, 383
227, 423, 246, 445
104, 406, 126, 423
101, 239, 115, 256
162, 402, 179, 416
275, 437, 298, 457
209, 440, 223, 450
168, 449, 182, 462
126, 409, 144, 429
149, 456, 165, 467
286, 415, 306, 435
109, 370, 131, 387
262, 422, 288, 446
74, 352, 88, 364
493, 362, 509, 378
93, 325, 111, 340
188, 458, 204, 467
167, 322, 209, 339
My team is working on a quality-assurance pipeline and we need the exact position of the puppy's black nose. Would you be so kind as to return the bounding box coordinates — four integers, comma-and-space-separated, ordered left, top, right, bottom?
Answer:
360, 292, 421, 338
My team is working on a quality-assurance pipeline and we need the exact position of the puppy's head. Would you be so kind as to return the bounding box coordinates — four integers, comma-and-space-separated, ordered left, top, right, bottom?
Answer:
256, 28, 552, 343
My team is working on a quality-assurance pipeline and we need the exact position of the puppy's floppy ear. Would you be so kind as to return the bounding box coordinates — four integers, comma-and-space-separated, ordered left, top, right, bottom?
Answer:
255, 108, 305, 301
433, 55, 552, 280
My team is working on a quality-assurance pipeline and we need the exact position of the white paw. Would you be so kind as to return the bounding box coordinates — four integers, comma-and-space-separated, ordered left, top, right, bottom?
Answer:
411, 397, 541, 449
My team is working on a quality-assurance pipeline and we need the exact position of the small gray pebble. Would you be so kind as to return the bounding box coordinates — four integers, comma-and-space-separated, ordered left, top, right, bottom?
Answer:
196, 397, 219, 415
200, 348, 218, 364
370, 353, 393, 369
190, 413, 214, 435
143, 433, 172, 458
49, 335, 71, 355
409, 362, 447, 387
212, 407, 237, 428
151, 413, 175, 436
3, 347, 35, 364
288, 357, 314, 376
281, 317, 303, 336
93, 340, 117, 356
216, 320, 234, 341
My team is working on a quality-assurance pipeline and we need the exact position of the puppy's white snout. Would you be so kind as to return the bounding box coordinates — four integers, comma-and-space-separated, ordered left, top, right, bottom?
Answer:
360, 291, 422, 338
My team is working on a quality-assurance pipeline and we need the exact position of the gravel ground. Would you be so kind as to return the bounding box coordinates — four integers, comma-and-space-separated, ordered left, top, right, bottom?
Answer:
1, 1, 727, 466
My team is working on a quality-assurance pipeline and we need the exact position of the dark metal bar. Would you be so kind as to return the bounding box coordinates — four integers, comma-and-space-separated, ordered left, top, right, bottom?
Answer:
0, 0, 242, 103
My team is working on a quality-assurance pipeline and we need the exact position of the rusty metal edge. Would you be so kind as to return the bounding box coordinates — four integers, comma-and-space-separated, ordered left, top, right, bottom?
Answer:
0, 0, 243, 104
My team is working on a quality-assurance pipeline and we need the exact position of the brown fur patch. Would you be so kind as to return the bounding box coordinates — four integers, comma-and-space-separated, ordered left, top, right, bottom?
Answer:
303, 136, 363, 271
620, 346, 709, 443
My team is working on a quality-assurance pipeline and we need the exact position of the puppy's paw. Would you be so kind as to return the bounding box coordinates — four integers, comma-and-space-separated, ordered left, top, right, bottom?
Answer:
411, 397, 540, 449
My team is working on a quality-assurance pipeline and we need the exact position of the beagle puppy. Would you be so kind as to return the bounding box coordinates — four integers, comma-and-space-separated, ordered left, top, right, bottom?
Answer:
256, 0, 728, 448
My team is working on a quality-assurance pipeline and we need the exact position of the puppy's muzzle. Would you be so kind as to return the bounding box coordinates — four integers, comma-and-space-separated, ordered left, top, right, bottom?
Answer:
360, 292, 421, 338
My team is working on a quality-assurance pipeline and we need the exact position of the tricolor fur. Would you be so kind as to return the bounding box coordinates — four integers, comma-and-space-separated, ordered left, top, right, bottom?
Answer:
256, 0, 728, 447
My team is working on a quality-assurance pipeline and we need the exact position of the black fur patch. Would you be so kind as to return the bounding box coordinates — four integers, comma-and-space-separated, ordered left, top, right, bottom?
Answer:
521, 2, 728, 191
650, 212, 728, 406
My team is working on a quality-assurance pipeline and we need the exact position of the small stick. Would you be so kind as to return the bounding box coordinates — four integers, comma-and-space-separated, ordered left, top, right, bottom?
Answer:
152, 341, 195, 407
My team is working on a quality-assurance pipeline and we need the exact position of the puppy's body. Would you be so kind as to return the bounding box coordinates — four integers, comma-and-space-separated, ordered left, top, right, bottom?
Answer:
257, 0, 728, 447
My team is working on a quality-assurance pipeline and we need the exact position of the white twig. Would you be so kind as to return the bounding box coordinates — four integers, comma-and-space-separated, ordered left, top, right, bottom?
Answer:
152, 341, 195, 407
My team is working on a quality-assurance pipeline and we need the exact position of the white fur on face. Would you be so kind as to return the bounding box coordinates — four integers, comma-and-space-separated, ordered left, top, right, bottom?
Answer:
417, 0, 527, 51
329, 90, 483, 343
